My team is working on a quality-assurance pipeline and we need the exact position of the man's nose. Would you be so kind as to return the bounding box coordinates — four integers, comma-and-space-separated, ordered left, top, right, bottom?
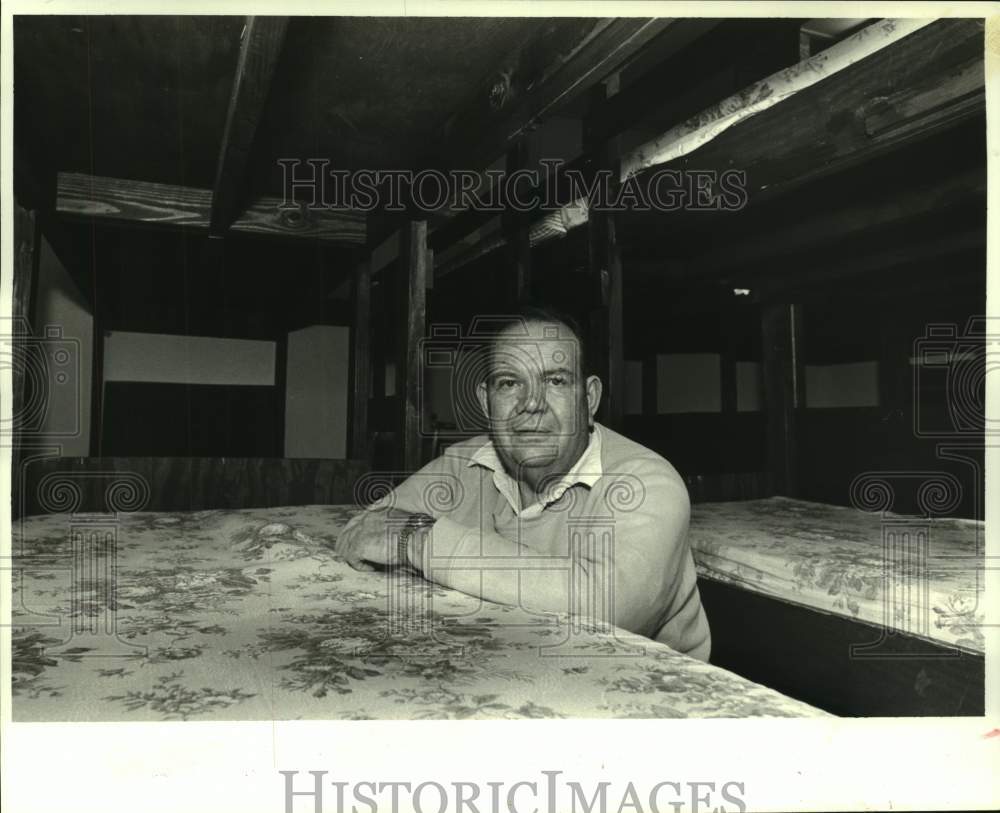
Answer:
518, 379, 547, 412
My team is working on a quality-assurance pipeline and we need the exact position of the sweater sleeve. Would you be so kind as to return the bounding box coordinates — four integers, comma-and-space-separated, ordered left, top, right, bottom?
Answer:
408, 458, 711, 662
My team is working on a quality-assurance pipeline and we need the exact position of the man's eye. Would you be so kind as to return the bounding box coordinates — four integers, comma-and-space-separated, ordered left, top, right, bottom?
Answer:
546, 375, 568, 386
495, 378, 520, 390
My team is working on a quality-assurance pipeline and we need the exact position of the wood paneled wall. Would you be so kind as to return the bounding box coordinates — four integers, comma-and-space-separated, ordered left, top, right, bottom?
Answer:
20, 456, 370, 516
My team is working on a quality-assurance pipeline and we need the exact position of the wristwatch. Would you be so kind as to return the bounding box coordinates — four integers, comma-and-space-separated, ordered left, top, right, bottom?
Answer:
398, 513, 436, 567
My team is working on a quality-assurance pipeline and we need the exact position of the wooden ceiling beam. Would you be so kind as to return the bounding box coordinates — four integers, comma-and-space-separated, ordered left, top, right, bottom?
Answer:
430, 19, 984, 276
57, 172, 365, 244
436, 17, 676, 174
687, 167, 986, 277
637, 19, 984, 204
585, 19, 799, 147
209, 16, 289, 237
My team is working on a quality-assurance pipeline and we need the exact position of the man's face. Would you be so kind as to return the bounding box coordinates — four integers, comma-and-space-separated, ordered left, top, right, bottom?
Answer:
476, 320, 602, 492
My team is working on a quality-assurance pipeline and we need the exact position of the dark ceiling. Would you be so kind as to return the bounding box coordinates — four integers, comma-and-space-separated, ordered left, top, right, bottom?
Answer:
15, 16, 242, 189
14, 15, 581, 194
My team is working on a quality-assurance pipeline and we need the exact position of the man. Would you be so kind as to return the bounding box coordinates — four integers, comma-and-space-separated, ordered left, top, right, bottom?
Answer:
336, 305, 710, 661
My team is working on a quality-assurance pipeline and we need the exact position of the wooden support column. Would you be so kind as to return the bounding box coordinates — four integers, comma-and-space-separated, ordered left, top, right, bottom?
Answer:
273, 331, 288, 457
397, 221, 428, 472
12, 201, 36, 382
210, 16, 289, 235
761, 302, 804, 496
11, 202, 38, 518
502, 138, 532, 305
435, 18, 673, 174
349, 259, 372, 461
585, 81, 625, 431
89, 231, 107, 458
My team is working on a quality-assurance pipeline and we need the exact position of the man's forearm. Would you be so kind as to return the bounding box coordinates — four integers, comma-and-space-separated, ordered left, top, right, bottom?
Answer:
408, 517, 653, 632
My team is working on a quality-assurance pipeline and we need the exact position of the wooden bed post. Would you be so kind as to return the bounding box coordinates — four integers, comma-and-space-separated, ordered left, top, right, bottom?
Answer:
209, 16, 289, 236
503, 138, 532, 305
349, 259, 372, 463
585, 79, 625, 431
761, 302, 804, 496
89, 233, 106, 458
274, 331, 288, 457
398, 221, 428, 473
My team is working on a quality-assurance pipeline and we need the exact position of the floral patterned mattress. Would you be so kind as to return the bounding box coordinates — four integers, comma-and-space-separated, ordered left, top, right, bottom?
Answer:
10, 505, 829, 721
689, 497, 986, 654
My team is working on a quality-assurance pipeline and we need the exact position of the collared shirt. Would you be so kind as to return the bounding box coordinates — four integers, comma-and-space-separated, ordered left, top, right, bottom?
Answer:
467, 424, 604, 519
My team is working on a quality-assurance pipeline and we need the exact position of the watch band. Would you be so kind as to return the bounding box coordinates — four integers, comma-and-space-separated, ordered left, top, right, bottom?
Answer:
398, 513, 435, 567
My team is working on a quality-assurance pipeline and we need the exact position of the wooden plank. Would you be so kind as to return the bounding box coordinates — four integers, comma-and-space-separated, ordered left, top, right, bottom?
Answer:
210, 16, 289, 235
634, 19, 984, 204
699, 576, 985, 716
349, 260, 372, 461
14, 142, 52, 214
586, 83, 625, 432
431, 20, 984, 275
438, 18, 674, 173
89, 249, 106, 457
22, 456, 371, 514
57, 172, 366, 244
11, 202, 38, 519
274, 331, 288, 456
12, 202, 36, 331
864, 57, 984, 139
761, 303, 803, 497
502, 139, 532, 305
684, 471, 772, 503
585, 19, 796, 146
398, 221, 428, 472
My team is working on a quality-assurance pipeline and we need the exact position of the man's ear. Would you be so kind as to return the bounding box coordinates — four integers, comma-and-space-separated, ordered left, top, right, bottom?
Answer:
585, 375, 603, 426
476, 380, 490, 422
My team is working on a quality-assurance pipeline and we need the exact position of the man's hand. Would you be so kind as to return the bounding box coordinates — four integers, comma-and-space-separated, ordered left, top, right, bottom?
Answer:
335, 507, 426, 571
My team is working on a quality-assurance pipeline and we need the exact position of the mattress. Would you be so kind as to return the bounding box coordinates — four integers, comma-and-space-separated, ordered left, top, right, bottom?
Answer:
689, 497, 986, 654
10, 505, 828, 720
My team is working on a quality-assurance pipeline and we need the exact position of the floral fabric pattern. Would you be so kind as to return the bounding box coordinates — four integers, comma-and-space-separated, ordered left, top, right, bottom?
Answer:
689, 497, 986, 654
11, 504, 828, 721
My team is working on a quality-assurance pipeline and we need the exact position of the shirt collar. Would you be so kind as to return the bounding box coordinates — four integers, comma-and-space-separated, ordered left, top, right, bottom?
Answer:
468, 423, 604, 516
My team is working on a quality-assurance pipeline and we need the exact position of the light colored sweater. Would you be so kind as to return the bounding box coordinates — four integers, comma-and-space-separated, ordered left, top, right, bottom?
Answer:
377, 423, 710, 661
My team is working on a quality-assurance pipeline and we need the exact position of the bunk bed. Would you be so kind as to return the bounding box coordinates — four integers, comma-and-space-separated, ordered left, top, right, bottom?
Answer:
11, 502, 829, 721
10, 15, 988, 719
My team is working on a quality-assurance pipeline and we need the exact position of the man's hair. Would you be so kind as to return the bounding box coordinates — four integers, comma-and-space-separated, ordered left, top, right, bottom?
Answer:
479, 302, 593, 382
